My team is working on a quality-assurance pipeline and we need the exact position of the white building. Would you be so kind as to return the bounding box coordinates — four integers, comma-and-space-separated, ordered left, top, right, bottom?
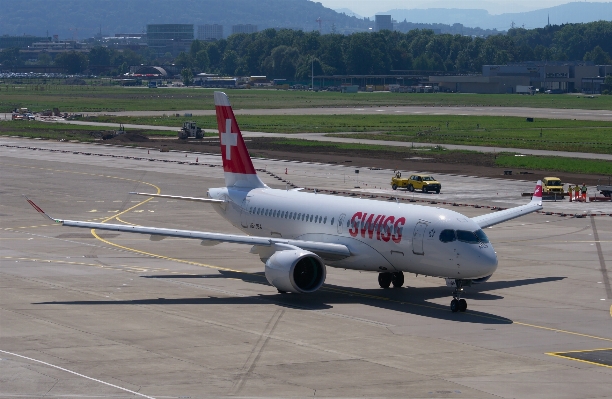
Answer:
231, 24, 258, 35
197, 24, 223, 41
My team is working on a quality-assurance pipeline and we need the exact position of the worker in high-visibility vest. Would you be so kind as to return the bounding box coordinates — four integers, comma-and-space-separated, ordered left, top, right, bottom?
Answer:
574, 185, 581, 201
581, 183, 588, 201
568, 184, 573, 202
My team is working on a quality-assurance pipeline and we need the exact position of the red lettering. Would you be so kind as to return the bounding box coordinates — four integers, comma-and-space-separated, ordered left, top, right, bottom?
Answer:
392, 217, 406, 243
360, 213, 373, 238
376, 215, 386, 240
349, 212, 362, 237
381, 216, 395, 242
367, 215, 383, 239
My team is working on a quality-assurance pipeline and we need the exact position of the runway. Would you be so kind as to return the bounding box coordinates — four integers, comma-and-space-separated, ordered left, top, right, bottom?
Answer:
46, 105, 612, 122
1, 137, 611, 398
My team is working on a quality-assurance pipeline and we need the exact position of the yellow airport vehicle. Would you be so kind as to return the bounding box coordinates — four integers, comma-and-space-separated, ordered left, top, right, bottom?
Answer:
542, 177, 564, 194
391, 172, 441, 193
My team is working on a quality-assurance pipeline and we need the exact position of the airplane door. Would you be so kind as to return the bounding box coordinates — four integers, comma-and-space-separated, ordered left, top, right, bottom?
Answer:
412, 221, 428, 255
240, 198, 250, 228
337, 213, 346, 234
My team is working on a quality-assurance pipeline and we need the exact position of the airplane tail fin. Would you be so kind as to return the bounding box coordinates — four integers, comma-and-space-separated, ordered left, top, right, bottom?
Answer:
531, 180, 543, 205
214, 91, 266, 189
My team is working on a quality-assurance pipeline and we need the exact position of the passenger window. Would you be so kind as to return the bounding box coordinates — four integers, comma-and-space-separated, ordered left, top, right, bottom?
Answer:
457, 230, 480, 244
331, 218, 334, 225
310, 215, 313, 222
324, 217, 327, 224
439, 229, 456, 243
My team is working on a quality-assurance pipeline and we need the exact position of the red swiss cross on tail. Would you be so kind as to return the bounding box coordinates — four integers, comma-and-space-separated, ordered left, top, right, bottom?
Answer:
214, 92, 266, 188
531, 180, 543, 205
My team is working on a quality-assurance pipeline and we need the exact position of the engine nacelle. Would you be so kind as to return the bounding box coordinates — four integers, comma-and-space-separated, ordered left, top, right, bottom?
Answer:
265, 249, 326, 294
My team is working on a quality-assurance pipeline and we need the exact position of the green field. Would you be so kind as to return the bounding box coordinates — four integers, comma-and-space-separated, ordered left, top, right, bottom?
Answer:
82, 113, 612, 154
2, 85, 612, 112
494, 154, 612, 175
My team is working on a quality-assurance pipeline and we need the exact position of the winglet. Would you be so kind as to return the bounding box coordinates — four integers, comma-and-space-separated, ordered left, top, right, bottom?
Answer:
23, 195, 60, 222
531, 180, 543, 205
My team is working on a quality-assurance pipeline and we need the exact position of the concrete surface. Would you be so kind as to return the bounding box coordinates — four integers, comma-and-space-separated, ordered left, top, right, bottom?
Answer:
1, 137, 611, 399
52, 105, 612, 122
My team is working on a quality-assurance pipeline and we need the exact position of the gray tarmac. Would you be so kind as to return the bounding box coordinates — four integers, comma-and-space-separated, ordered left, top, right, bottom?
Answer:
1, 137, 612, 399
23, 104, 612, 121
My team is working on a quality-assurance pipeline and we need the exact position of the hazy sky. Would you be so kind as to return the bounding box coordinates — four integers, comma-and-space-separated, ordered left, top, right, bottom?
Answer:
319, 0, 611, 16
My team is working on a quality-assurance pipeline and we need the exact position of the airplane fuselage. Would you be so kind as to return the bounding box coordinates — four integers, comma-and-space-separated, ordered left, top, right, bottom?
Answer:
209, 186, 498, 280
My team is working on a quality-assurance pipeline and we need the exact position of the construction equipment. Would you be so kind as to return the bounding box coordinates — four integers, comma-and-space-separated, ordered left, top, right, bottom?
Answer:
177, 121, 203, 139
597, 178, 612, 197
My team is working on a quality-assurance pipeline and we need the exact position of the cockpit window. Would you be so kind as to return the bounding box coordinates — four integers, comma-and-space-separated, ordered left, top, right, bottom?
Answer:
474, 229, 490, 243
456, 230, 480, 244
439, 229, 456, 243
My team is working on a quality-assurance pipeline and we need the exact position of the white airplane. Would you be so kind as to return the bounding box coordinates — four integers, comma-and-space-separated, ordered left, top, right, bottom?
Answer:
26, 91, 543, 312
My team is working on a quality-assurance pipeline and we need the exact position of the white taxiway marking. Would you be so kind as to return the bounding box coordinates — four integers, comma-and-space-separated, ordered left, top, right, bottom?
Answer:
0, 349, 156, 399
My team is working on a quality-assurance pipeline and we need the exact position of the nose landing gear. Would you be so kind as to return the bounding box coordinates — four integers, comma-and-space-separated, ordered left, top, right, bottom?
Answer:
450, 281, 468, 312
378, 271, 404, 288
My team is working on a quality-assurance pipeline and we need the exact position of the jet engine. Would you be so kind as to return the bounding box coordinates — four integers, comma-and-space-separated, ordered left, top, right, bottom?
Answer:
265, 249, 326, 294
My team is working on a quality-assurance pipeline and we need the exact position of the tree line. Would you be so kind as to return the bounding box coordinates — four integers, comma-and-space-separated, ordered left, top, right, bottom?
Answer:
2, 21, 612, 78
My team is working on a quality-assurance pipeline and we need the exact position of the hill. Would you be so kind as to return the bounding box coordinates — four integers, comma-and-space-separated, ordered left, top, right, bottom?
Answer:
385, 2, 612, 30
0, 0, 369, 38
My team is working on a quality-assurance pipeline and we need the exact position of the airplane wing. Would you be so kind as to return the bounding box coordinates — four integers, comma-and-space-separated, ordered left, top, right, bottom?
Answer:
129, 192, 226, 203
471, 180, 543, 228
24, 197, 350, 261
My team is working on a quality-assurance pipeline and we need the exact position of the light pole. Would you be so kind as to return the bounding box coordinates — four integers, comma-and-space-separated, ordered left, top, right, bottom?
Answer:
311, 57, 314, 90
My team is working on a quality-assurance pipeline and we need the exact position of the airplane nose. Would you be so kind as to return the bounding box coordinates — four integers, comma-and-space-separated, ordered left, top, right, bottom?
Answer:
482, 245, 498, 275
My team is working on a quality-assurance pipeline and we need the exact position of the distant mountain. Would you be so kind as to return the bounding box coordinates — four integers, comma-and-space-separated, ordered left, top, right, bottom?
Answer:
384, 1, 612, 30
0, 0, 370, 39
335, 8, 363, 19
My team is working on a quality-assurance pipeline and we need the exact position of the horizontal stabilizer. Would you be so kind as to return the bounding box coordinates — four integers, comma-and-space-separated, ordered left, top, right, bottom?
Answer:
129, 192, 225, 203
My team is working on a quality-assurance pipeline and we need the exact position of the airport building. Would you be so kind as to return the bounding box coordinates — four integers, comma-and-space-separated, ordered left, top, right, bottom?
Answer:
146, 24, 194, 56
430, 61, 612, 94
197, 24, 223, 41
231, 24, 258, 35
374, 15, 393, 32
0, 35, 51, 49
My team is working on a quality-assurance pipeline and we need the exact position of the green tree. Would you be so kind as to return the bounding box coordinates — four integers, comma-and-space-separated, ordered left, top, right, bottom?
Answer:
605, 75, 612, 85
89, 46, 112, 66
195, 49, 210, 71
175, 51, 193, 68
190, 39, 206, 58
181, 68, 193, 86
55, 51, 89, 73
221, 50, 239, 75
584, 45, 611, 64
0, 48, 23, 68
38, 53, 52, 66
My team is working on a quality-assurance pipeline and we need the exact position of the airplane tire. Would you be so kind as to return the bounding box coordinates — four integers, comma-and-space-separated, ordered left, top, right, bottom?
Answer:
408, 184, 414, 192
450, 299, 459, 312
435, 189, 440, 194
392, 184, 398, 190
459, 299, 467, 312
391, 272, 404, 288
378, 272, 392, 288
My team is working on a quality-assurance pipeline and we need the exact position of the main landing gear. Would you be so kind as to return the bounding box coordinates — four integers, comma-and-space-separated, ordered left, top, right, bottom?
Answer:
450, 280, 468, 313
378, 271, 404, 288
